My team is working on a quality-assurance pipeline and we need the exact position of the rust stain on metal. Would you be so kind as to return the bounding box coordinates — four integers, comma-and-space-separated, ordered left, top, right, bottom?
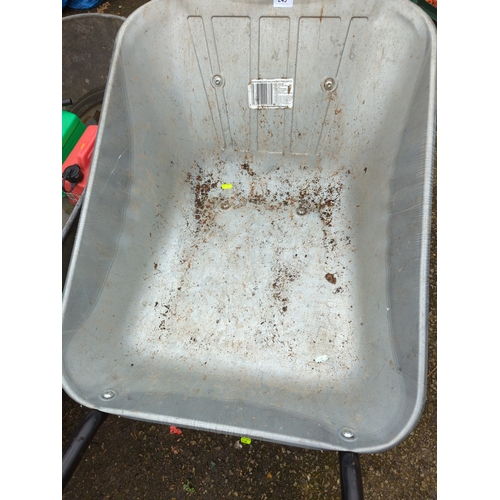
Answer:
241, 162, 256, 176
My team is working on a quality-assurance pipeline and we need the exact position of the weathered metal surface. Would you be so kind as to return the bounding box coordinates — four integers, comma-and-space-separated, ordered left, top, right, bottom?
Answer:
62, 0, 436, 453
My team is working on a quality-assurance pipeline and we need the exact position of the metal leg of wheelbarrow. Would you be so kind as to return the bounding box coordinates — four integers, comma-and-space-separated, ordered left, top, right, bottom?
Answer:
62, 409, 107, 490
338, 451, 364, 500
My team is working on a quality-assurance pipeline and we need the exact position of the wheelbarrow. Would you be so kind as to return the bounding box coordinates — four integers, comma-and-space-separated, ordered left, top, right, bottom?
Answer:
62, 0, 436, 496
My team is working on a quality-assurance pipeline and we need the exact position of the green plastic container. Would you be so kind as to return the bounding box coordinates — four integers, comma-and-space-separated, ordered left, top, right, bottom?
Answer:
62, 110, 85, 163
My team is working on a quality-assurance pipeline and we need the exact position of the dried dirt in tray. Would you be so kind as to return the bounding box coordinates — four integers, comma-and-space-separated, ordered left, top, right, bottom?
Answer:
63, 2, 437, 498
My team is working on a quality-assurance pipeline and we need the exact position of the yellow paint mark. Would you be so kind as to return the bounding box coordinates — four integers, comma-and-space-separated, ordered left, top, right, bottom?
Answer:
221, 183, 233, 190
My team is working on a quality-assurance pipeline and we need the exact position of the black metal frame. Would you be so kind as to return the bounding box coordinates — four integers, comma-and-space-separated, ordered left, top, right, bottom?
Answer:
339, 451, 364, 500
62, 410, 107, 490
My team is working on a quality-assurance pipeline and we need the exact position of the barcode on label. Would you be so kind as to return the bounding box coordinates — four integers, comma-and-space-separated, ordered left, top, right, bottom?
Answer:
248, 79, 294, 109
252, 82, 273, 106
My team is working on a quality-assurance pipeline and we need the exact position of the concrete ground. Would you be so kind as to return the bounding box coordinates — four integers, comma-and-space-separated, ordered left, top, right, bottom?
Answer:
62, 2, 437, 498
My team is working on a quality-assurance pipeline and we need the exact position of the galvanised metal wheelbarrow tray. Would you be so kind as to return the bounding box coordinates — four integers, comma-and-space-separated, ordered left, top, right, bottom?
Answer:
62, 0, 436, 493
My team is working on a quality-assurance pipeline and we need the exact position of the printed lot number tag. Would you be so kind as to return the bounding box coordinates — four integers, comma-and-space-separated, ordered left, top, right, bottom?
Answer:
274, 0, 293, 7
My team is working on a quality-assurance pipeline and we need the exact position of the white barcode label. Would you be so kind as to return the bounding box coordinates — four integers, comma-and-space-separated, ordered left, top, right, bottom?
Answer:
248, 79, 294, 109
274, 0, 293, 7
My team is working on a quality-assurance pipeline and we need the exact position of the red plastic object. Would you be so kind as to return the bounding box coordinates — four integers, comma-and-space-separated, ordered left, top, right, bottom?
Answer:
169, 426, 182, 435
62, 125, 98, 206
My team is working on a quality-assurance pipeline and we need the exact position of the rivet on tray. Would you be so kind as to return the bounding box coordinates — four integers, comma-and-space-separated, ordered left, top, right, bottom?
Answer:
296, 206, 307, 216
323, 77, 337, 92
101, 390, 116, 400
341, 428, 355, 439
212, 74, 224, 87
221, 200, 231, 210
